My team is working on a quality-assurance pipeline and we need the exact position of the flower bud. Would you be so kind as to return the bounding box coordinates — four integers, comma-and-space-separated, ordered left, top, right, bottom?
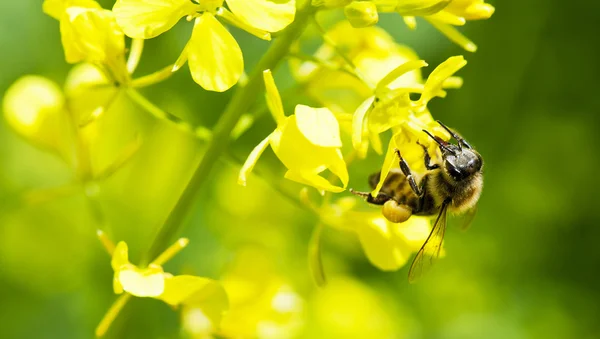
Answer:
344, 1, 379, 28
312, 0, 352, 7
3, 76, 71, 153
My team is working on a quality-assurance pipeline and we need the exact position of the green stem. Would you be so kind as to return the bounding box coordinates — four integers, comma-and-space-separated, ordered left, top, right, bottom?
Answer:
144, 3, 316, 262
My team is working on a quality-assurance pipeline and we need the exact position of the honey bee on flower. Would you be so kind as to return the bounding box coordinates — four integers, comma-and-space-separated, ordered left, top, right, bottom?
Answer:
352, 121, 483, 282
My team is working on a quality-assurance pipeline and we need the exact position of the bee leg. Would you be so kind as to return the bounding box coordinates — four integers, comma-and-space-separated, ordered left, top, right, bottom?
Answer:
417, 141, 440, 170
394, 148, 423, 197
349, 189, 393, 206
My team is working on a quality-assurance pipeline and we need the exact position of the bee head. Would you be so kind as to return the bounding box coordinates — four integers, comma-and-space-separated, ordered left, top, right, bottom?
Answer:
423, 121, 483, 181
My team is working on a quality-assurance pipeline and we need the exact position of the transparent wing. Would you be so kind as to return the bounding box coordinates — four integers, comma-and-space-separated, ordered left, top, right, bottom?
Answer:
459, 205, 478, 231
408, 200, 449, 283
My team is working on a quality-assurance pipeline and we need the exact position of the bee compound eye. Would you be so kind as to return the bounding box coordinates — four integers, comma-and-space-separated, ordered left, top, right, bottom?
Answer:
382, 200, 412, 223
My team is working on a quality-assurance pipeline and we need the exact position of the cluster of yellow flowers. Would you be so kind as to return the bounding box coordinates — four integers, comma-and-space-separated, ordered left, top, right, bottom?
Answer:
3, 0, 493, 337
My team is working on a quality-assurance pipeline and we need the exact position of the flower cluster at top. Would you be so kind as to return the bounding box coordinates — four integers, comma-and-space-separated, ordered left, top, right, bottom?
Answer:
2, 0, 494, 337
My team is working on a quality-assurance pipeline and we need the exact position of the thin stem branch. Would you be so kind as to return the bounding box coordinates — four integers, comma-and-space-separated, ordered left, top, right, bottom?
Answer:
127, 39, 145, 74
130, 64, 176, 88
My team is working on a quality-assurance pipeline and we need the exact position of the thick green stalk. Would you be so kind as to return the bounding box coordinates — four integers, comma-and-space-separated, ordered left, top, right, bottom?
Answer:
144, 3, 316, 262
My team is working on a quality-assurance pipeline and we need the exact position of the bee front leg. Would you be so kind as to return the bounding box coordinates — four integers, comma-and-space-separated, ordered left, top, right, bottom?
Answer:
349, 189, 393, 205
417, 141, 440, 170
394, 148, 423, 197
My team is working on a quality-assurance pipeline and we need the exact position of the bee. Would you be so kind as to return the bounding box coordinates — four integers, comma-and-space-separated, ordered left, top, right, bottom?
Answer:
351, 121, 483, 282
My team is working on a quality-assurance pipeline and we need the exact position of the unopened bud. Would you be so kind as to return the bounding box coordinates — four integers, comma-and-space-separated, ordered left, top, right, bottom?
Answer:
312, 0, 353, 8
344, 1, 379, 28
3, 76, 70, 153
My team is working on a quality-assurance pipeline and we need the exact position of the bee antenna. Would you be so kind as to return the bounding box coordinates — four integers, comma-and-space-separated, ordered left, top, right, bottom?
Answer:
422, 129, 455, 154
436, 120, 472, 150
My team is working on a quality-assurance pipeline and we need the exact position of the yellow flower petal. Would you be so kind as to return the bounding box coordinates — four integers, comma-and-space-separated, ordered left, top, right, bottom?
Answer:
111, 241, 130, 271
166, 276, 229, 337
60, 7, 125, 65
43, 0, 100, 20
294, 105, 342, 148
188, 13, 243, 92
118, 264, 165, 297
112, 0, 197, 39
427, 19, 477, 52
392, 0, 452, 16
419, 55, 467, 105
372, 133, 400, 196
352, 96, 374, 152
396, 216, 432, 250
328, 149, 350, 188
217, 7, 271, 41
426, 10, 466, 26
263, 69, 285, 124
284, 171, 345, 193
182, 306, 215, 337
344, 1, 379, 28
238, 133, 272, 186
312, 0, 352, 7
375, 59, 428, 93
270, 116, 348, 191
160, 275, 229, 309
226, 0, 296, 33
445, 0, 495, 20
403, 16, 417, 29
356, 217, 411, 271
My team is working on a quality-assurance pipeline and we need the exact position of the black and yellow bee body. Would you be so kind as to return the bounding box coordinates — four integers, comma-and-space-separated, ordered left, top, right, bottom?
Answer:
351, 121, 484, 282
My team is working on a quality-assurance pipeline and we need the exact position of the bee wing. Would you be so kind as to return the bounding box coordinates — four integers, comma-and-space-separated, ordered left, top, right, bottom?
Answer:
408, 200, 450, 283
459, 205, 478, 231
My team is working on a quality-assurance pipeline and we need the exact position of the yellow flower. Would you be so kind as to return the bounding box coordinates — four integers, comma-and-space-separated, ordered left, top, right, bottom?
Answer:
43, 0, 99, 18
308, 278, 398, 338
402, 0, 495, 52
314, 0, 451, 16
43, 0, 128, 83
238, 70, 348, 193
112, 0, 296, 92
352, 55, 465, 161
97, 232, 228, 337
321, 197, 431, 270
315, 0, 494, 52
291, 22, 422, 116
182, 247, 304, 339
444, 0, 496, 20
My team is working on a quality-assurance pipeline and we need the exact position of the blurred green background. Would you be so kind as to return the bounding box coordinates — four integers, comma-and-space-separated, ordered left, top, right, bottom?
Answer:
2, 0, 600, 338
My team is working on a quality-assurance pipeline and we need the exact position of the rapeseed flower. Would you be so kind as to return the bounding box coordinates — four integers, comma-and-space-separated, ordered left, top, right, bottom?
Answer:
290, 22, 422, 116
182, 248, 304, 339
312, 0, 494, 52
112, 0, 296, 91
352, 55, 465, 177
239, 70, 348, 193
96, 231, 228, 337
401, 0, 495, 52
